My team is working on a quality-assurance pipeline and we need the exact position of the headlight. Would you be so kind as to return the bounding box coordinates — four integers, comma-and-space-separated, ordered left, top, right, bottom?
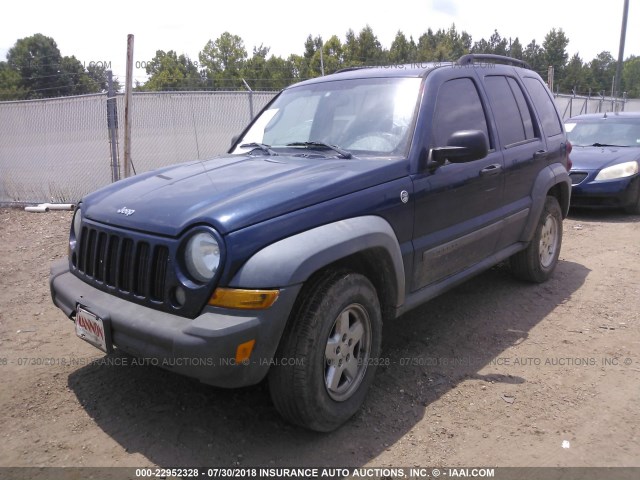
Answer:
595, 161, 639, 181
70, 207, 82, 250
185, 232, 221, 283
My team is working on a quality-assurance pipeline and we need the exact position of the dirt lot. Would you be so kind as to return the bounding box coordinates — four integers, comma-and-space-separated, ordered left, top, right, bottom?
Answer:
0, 207, 638, 470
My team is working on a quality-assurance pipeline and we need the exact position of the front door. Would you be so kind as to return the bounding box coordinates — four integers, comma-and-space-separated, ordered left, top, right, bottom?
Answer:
411, 75, 504, 291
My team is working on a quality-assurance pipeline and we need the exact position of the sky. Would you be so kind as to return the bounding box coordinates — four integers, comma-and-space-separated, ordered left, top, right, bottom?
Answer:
0, 0, 637, 85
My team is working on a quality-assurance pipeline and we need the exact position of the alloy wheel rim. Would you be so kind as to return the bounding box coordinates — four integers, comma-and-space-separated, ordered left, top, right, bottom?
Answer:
539, 214, 559, 268
324, 303, 372, 401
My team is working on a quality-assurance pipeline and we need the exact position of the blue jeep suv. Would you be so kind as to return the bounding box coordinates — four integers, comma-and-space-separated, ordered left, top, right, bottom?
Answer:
50, 54, 571, 431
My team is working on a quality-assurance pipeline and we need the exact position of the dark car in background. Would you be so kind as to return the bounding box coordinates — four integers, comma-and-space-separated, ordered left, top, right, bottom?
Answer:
566, 112, 640, 214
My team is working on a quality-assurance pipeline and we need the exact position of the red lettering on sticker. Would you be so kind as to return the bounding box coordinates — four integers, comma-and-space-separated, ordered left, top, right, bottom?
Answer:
78, 315, 104, 340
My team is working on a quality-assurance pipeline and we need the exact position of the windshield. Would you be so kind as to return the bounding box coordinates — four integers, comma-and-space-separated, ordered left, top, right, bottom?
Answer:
233, 77, 422, 157
566, 119, 640, 147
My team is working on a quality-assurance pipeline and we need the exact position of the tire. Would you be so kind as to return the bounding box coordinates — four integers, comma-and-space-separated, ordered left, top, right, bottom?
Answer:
268, 269, 382, 432
511, 196, 563, 283
623, 190, 640, 215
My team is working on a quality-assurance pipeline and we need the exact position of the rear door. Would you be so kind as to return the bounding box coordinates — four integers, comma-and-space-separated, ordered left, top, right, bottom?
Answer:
520, 75, 566, 168
480, 74, 546, 249
410, 71, 505, 291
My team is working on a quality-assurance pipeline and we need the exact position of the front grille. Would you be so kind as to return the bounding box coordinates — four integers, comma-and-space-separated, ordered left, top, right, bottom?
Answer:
75, 226, 169, 303
570, 172, 589, 185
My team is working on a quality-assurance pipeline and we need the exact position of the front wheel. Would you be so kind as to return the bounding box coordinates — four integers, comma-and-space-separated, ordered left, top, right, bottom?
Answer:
623, 188, 640, 215
511, 196, 563, 283
268, 270, 382, 432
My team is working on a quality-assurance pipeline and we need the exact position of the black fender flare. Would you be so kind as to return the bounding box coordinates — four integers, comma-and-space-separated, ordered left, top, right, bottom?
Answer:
520, 163, 571, 242
229, 216, 406, 307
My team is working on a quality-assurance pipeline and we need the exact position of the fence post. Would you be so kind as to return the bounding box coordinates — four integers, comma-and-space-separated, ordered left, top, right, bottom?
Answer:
123, 34, 134, 178
107, 71, 120, 182
242, 78, 254, 120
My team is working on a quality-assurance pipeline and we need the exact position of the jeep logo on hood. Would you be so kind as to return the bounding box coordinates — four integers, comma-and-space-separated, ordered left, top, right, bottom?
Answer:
116, 207, 135, 216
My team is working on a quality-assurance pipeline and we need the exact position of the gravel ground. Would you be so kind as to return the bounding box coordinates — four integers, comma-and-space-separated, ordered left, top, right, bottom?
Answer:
0, 207, 638, 470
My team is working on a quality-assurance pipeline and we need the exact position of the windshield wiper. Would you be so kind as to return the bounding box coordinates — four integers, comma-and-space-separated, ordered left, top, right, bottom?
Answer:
286, 141, 352, 159
590, 143, 628, 147
240, 142, 278, 156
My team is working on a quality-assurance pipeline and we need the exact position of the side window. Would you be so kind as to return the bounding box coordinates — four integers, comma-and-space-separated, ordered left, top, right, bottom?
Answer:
432, 78, 490, 147
485, 76, 528, 146
523, 77, 563, 137
507, 77, 535, 139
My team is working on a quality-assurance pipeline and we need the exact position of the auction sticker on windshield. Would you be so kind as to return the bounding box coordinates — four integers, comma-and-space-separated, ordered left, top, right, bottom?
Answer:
75, 306, 108, 352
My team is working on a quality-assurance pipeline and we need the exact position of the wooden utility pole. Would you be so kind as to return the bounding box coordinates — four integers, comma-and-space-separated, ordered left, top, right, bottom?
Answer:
106, 70, 119, 182
124, 34, 134, 178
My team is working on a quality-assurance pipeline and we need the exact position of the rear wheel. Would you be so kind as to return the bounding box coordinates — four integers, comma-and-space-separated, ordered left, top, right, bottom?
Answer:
511, 196, 563, 283
268, 270, 382, 432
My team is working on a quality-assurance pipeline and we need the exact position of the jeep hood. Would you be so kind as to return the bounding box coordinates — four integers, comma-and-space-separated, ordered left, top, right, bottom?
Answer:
82, 154, 408, 236
570, 146, 640, 171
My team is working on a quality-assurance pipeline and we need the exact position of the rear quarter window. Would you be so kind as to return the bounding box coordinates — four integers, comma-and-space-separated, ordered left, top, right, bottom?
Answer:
485, 76, 536, 147
523, 77, 563, 137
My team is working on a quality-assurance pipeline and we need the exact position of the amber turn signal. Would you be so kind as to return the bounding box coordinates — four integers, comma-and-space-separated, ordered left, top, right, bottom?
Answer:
235, 339, 256, 363
208, 288, 279, 310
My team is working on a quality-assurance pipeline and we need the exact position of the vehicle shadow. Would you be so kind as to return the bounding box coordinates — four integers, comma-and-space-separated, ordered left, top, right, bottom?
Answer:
67, 259, 589, 467
568, 208, 640, 224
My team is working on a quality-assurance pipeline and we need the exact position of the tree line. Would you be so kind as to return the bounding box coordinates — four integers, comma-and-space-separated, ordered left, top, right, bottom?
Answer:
2, 26, 640, 101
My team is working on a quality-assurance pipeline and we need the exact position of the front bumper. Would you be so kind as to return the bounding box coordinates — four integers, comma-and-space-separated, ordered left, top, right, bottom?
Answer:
50, 259, 301, 388
570, 172, 640, 209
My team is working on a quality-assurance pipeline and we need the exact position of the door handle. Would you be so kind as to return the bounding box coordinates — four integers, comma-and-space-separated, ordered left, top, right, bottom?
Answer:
534, 149, 548, 159
480, 163, 502, 176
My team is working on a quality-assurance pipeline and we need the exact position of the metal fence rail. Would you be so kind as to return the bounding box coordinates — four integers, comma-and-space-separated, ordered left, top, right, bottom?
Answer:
0, 91, 276, 204
554, 93, 640, 120
1, 91, 639, 204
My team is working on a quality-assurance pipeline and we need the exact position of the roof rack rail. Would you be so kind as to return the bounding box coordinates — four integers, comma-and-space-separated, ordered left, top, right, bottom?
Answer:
457, 54, 531, 70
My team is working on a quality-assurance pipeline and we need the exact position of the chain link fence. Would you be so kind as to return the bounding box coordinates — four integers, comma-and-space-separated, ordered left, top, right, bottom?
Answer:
2, 90, 640, 205
0, 91, 276, 204
0, 94, 111, 204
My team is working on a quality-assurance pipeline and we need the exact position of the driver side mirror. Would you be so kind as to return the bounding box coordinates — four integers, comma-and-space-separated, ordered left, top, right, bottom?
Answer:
428, 130, 489, 169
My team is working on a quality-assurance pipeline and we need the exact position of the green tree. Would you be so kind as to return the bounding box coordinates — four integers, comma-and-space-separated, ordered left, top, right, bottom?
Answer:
543, 28, 569, 68
473, 30, 508, 56
389, 31, 417, 64
262, 55, 297, 90
241, 45, 294, 90
0, 61, 26, 100
342, 29, 360, 66
523, 39, 546, 75
57, 55, 94, 95
622, 56, 640, 97
6, 33, 63, 97
508, 38, 524, 59
4, 33, 103, 98
543, 28, 569, 86
356, 25, 385, 65
559, 54, 586, 94
416, 28, 437, 61
141, 50, 203, 91
320, 35, 345, 74
298, 35, 323, 78
86, 62, 121, 92
199, 32, 247, 88
434, 25, 470, 60
587, 51, 616, 94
